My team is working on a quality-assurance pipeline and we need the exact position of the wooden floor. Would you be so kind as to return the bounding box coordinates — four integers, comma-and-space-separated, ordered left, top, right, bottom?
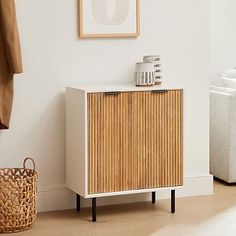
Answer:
9, 181, 236, 236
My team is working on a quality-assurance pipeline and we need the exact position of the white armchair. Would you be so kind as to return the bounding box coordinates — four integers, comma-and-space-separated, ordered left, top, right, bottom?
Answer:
210, 85, 236, 183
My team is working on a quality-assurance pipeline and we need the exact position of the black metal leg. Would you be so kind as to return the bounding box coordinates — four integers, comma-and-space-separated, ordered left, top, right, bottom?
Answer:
76, 194, 80, 212
92, 198, 96, 222
152, 192, 156, 204
171, 190, 175, 214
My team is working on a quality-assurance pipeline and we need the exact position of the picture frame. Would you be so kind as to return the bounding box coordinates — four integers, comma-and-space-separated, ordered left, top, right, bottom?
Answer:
79, 0, 140, 38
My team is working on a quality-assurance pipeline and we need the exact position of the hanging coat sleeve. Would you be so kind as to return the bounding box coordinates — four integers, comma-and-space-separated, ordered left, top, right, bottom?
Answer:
0, 0, 23, 74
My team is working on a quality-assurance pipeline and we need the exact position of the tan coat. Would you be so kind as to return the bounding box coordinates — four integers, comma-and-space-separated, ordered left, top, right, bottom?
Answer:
0, 0, 23, 129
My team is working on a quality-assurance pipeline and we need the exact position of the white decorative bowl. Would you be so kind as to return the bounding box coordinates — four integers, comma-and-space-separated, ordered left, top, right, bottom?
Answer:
143, 55, 162, 85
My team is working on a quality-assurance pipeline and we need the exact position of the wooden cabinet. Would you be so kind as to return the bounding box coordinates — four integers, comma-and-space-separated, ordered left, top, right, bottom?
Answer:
66, 85, 183, 221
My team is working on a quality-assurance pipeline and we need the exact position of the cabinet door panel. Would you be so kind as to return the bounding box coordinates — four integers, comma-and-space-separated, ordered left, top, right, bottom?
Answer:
88, 91, 183, 194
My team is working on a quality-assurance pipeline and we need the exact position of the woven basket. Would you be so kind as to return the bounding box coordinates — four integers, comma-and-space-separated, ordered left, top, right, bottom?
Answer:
0, 158, 37, 233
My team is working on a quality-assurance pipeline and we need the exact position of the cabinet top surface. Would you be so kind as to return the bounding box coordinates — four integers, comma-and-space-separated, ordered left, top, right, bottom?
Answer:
66, 84, 183, 93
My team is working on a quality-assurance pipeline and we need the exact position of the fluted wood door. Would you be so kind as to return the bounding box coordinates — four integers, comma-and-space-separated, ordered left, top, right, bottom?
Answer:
87, 90, 183, 194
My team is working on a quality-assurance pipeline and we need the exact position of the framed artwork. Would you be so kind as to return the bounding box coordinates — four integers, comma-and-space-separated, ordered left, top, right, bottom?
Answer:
79, 0, 140, 38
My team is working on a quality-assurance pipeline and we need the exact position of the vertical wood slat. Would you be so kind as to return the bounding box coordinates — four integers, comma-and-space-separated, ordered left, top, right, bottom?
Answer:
88, 90, 183, 194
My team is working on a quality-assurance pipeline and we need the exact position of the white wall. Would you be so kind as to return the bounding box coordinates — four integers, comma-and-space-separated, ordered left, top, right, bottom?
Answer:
0, 0, 212, 212
210, 0, 236, 83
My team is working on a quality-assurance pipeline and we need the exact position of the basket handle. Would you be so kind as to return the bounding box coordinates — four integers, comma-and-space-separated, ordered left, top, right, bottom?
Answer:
23, 158, 36, 171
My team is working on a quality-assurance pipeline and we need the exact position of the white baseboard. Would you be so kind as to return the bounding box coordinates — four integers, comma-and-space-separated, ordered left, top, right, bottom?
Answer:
38, 175, 213, 212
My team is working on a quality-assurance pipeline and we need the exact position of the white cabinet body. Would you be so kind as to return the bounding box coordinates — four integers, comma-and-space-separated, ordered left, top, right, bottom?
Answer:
66, 85, 183, 199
